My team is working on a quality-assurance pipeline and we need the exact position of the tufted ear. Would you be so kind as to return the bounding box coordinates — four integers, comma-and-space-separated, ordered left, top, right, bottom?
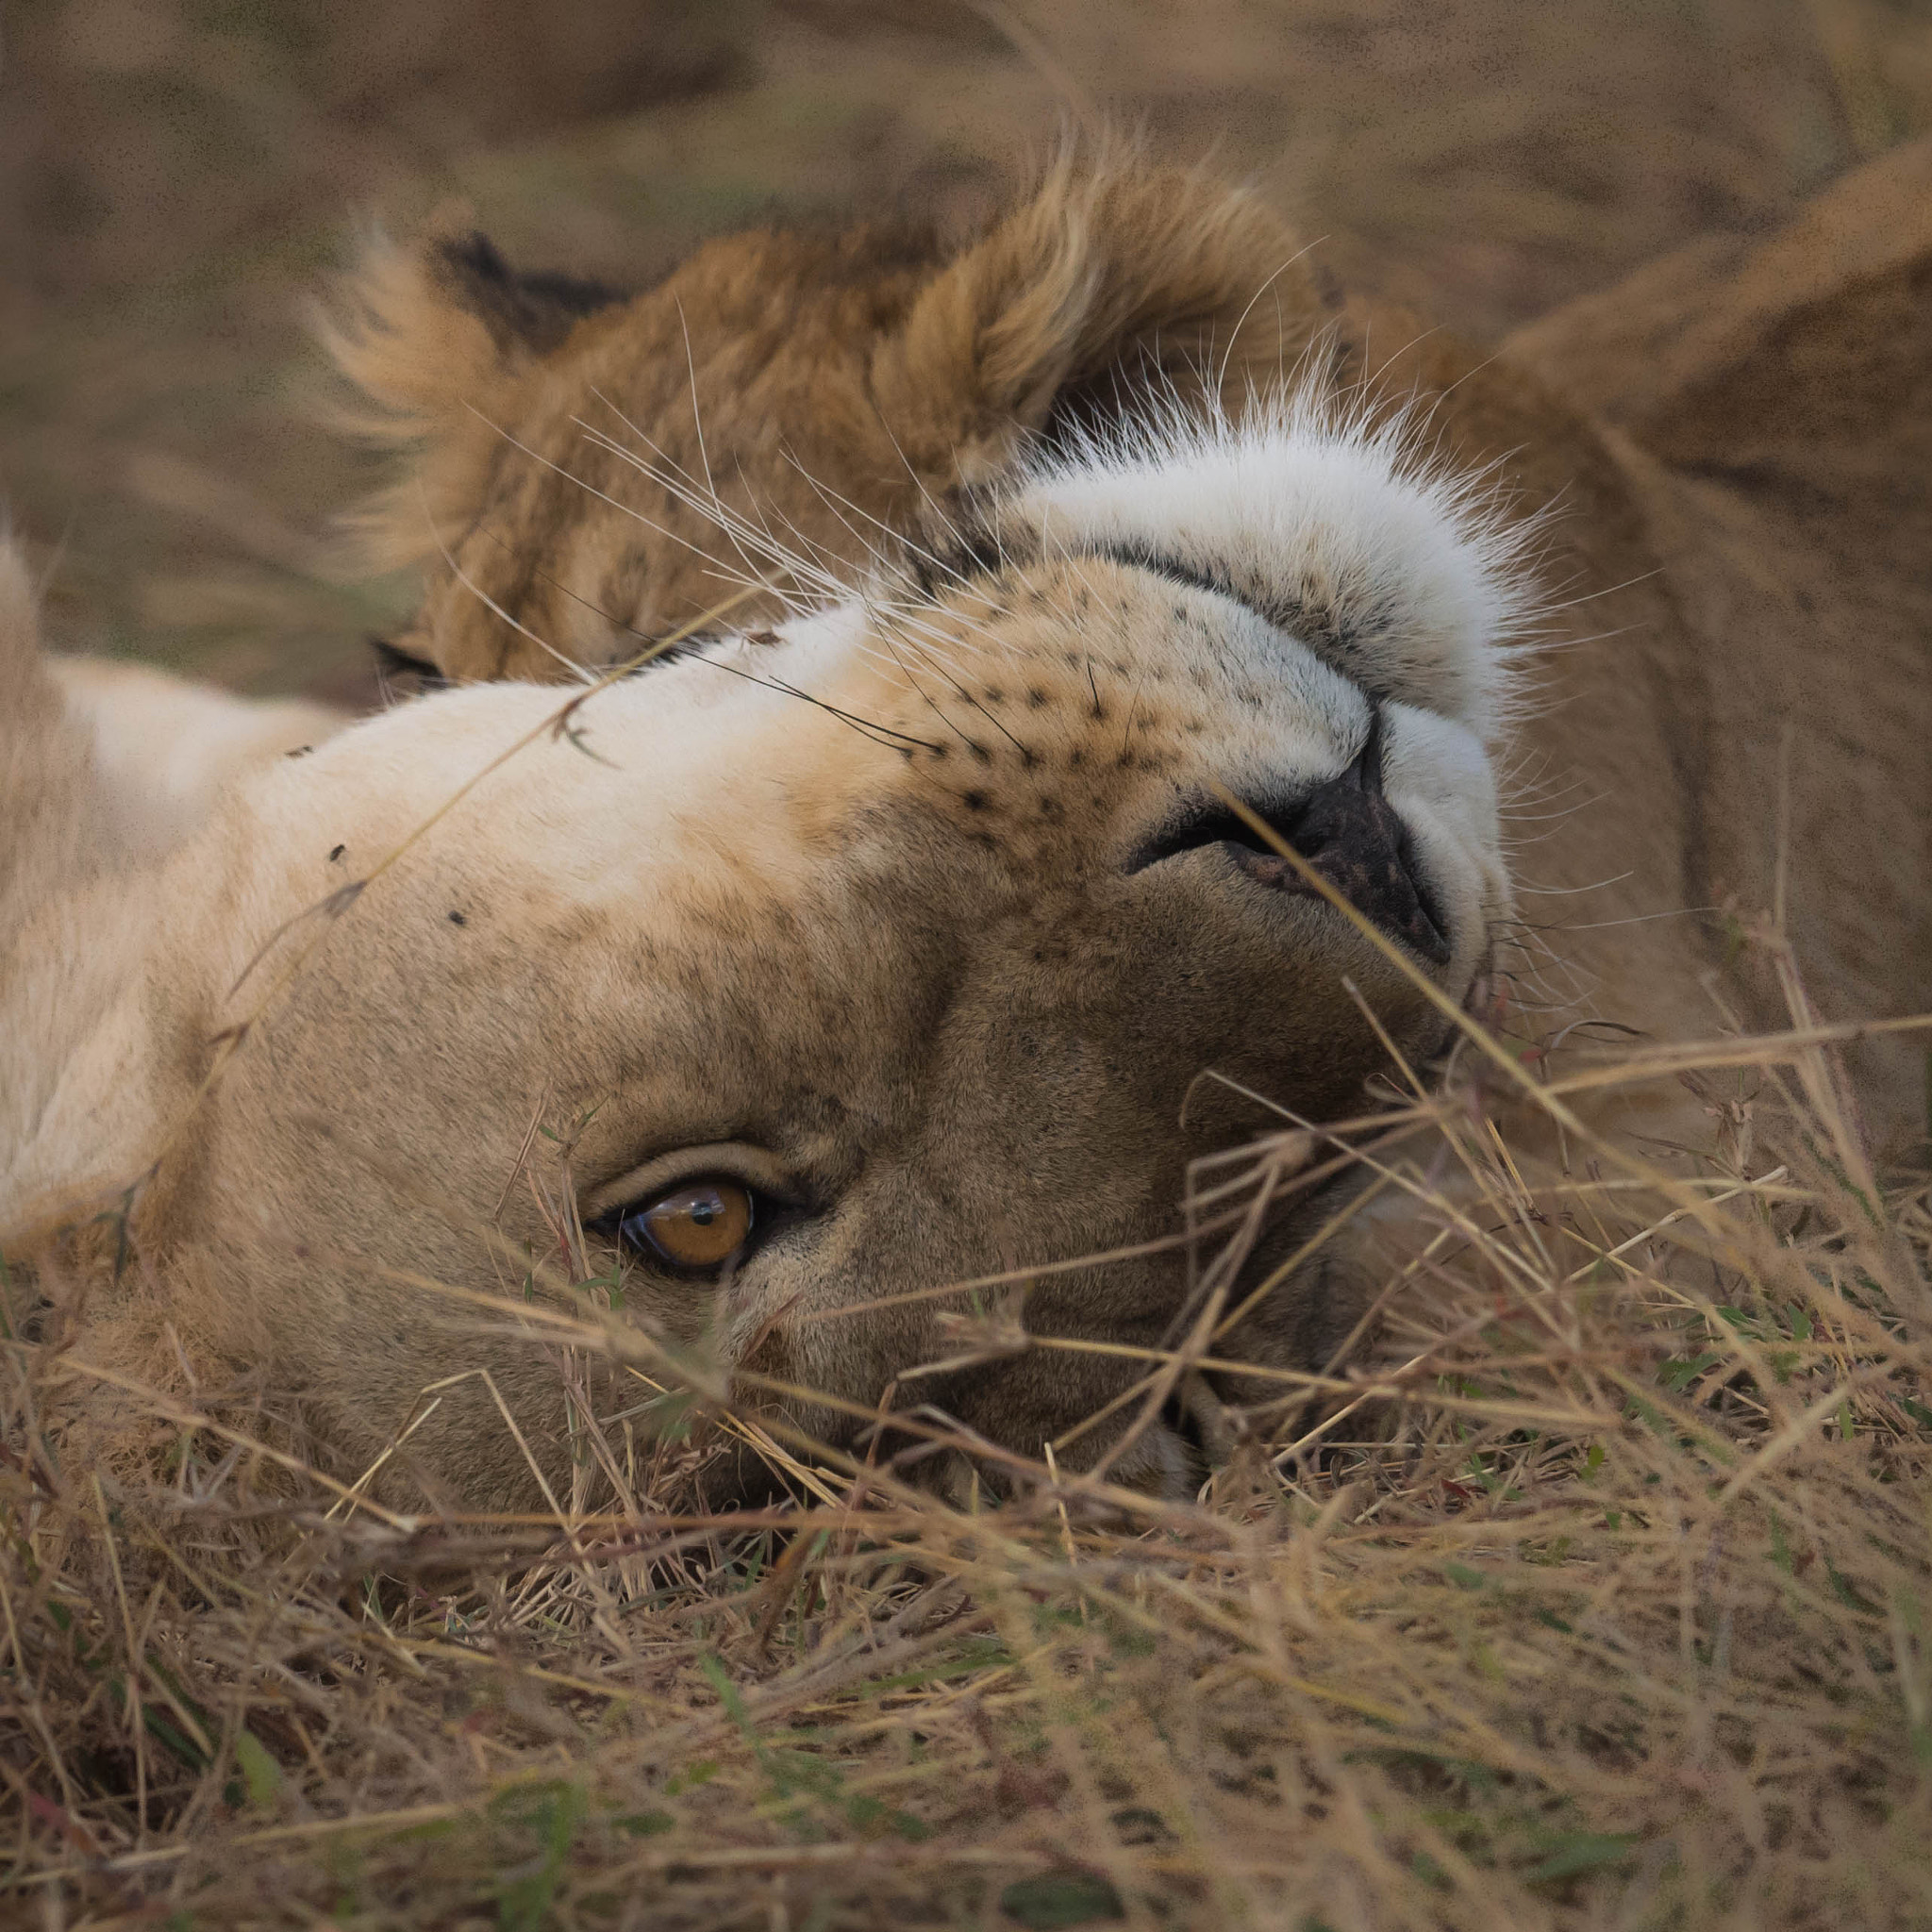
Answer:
317, 224, 625, 571
871, 153, 1329, 487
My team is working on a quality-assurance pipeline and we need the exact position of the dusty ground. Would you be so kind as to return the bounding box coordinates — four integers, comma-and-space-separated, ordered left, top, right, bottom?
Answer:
4, 0, 1929, 702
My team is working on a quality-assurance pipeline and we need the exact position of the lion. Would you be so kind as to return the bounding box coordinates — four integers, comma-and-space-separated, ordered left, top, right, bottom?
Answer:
4, 147, 1927, 1512
326, 145, 1931, 1142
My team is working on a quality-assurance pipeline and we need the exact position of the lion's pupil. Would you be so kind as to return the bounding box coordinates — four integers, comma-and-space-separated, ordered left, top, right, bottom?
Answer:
612, 1177, 755, 1274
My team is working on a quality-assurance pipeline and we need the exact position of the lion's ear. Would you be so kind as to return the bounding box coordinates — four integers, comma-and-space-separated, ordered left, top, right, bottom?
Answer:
874, 156, 1327, 486
318, 226, 625, 570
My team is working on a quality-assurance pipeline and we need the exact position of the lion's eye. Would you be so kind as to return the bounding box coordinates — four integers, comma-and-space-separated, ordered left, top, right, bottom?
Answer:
611, 1178, 756, 1274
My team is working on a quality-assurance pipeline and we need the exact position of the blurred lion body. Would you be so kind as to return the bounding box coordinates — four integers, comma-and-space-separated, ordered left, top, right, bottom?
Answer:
3, 148, 1927, 1510
324, 158, 1332, 678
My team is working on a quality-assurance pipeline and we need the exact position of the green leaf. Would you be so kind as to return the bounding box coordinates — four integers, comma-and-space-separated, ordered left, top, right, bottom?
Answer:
1524, 1832, 1640, 1884
491, 1781, 584, 1932
1658, 1352, 1720, 1393
1825, 1561, 1881, 1617
1720, 911, 1747, 969
233, 1729, 282, 1808
698, 1653, 755, 1737
613, 1810, 674, 1838
1000, 1871, 1125, 1927
1444, 1562, 1487, 1591
858, 1638, 1015, 1695
107, 1679, 209, 1772
391, 1818, 458, 1842
664, 1759, 717, 1796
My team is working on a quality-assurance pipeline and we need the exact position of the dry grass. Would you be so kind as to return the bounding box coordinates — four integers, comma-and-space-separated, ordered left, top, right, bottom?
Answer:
6, 962, 1930, 1928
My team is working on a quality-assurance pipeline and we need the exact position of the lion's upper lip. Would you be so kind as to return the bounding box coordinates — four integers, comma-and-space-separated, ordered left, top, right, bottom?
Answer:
1126, 711, 1453, 965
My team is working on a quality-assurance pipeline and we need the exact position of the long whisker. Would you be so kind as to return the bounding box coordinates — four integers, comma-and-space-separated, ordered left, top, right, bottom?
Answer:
1213, 241, 1324, 400
575, 419, 853, 608
775, 444, 980, 591
581, 391, 861, 598
464, 408, 796, 609
691, 654, 944, 757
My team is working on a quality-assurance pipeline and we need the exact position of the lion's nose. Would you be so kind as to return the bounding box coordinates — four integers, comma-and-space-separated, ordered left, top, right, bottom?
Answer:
1247, 712, 1452, 964
1131, 711, 1453, 965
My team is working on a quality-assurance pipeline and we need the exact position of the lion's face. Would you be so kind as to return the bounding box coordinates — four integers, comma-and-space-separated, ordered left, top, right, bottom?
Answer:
103, 404, 1518, 1506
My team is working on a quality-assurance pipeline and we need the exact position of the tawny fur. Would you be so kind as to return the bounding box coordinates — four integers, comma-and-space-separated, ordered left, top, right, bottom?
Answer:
5, 148, 1928, 1512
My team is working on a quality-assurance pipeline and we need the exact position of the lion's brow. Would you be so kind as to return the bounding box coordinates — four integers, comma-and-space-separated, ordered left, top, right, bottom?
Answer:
913, 527, 1297, 644
1083, 540, 1252, 616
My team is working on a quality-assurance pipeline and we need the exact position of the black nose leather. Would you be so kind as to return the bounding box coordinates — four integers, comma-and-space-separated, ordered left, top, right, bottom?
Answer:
1250, 712, 1452, 963
1131, 711, 1453, 964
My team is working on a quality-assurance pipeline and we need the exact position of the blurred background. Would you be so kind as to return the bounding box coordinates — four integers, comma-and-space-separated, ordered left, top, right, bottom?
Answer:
4, 0, 1929, 705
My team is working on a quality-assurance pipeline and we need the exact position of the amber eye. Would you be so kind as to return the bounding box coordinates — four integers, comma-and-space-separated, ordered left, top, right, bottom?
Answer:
612, 1178, 756, 1274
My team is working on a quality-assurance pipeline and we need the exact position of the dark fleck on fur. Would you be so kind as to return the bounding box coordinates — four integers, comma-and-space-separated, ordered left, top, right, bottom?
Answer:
432, 231, 626, 356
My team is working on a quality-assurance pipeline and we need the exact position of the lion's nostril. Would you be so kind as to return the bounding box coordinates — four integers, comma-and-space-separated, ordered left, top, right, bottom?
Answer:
1257, 719, 1453, 965
1129, 712, 1453, 964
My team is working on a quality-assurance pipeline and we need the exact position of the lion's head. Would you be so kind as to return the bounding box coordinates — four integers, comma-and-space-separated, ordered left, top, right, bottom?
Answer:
5, 381, 1527, 1508
24, 138, 1923, 1514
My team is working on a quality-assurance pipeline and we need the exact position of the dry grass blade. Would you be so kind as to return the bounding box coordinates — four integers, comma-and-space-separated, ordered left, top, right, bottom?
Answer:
6, 8, 1932, 1922
5, 994, 1929, 1928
